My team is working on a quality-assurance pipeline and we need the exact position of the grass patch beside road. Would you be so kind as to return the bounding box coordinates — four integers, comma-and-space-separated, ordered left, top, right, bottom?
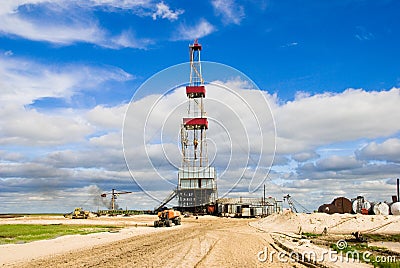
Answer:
0, 224, 121, 244
331, 242, 400, 267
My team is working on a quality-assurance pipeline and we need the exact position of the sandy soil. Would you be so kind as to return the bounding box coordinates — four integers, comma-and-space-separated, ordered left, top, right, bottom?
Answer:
2, 212, 400, 267
252, 212, 400, 234
1, 216, 305, 268
0, 215, 162, 266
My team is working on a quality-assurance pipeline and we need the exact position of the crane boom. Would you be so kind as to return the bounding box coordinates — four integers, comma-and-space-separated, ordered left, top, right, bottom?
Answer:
101, 188, 132, 210
283, 194, 298, 213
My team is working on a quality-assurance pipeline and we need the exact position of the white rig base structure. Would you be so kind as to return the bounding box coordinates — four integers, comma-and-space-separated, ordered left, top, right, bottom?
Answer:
177, 40, 217, 213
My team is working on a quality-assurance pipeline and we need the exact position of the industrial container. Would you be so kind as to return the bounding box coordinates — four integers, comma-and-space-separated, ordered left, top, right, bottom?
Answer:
254, 207, 263, 216
241, 207, 251, 217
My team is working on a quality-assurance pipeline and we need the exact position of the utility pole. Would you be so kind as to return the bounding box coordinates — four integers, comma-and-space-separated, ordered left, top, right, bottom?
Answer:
263, 184, 266, 217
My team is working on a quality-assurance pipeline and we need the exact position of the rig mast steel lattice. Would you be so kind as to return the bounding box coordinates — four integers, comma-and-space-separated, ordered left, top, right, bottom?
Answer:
177, 40, 217, 211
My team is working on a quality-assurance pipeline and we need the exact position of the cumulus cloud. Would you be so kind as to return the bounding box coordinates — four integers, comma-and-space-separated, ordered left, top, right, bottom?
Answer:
274, 88, 400, 154
356, 138, 400, 163
315, 155, 363, 171
86, 104, 128, 129
0, 106, 93, 146
211, 0, 245, 25
292, 151, 319, 162
123, 77, 276, 196
2, 55, 400, 212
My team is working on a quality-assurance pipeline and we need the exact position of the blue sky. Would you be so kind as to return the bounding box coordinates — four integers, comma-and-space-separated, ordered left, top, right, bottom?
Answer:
1, 0, 400, 213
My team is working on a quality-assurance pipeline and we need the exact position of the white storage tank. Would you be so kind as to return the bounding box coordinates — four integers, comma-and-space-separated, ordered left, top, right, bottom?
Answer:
372, 202, 389, 215
391, 202, 400, 215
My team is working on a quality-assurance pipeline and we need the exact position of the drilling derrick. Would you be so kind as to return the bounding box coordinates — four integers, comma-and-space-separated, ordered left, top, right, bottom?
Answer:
177, 40, 217, 212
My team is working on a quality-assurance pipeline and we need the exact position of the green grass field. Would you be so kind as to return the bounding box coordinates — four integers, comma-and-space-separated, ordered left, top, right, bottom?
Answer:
0, 224, 121, 244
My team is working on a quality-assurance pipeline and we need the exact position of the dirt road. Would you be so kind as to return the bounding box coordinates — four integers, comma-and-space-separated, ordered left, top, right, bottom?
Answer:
13, 217, 305, 268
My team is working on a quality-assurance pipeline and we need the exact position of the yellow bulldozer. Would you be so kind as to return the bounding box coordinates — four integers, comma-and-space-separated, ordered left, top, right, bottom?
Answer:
64, 207, 90, 219
154, 209, 181, 227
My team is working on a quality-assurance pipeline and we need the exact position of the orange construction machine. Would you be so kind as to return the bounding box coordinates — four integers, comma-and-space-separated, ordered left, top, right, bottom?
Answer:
154, 209, 181, 227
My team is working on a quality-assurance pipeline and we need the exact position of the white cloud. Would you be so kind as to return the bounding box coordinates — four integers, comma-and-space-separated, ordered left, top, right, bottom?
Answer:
314, 155, 363, 171
123, 78, 277, 195
4, 50, 13, 56
355, 26, 375, 41
281, 42, 299, 48
112, 30, 154, 49
0, 55, 133, 146
151, 1, 183, 21
0, 55, 132, 106
87, 0, 152, 9
2, 55, 400, 212
0, 162, 71, 178
0, 1, 107, 45
0, 0, 168, 48
86, 104, 128, 129
356, 138, 400, 163
174, 19, 216, 40
0, 106, 93, 146
211, 0, 245, 25
292, 151, 319, 162
274, 88, 400, 154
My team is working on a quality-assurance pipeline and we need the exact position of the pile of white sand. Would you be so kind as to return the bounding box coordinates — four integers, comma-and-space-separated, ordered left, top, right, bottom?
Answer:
252, 211, 400, 234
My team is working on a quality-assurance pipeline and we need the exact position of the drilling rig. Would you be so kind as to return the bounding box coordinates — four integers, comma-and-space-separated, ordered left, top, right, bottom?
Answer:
177, 39, 217, 213
154, 40, 218, 214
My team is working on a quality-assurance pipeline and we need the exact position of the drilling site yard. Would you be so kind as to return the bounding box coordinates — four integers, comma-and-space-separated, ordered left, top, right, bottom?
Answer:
2, 213, 400, 268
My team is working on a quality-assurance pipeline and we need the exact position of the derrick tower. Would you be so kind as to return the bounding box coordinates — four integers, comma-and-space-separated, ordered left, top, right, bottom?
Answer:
177, 39, 217, 211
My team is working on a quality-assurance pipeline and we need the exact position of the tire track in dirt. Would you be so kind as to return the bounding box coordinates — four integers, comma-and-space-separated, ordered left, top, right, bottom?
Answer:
11, 217, 306, 268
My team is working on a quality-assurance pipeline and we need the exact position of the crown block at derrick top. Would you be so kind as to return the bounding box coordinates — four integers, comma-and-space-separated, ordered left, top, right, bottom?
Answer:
186, 86, 205, 98
183, 118, 208, 130
190, 42, 202, 51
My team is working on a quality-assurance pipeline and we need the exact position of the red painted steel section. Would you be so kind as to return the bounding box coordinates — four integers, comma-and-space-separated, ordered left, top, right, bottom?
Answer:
191, 41, 202, 51
183, 118, 208, 129
186, 86, 205, 98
